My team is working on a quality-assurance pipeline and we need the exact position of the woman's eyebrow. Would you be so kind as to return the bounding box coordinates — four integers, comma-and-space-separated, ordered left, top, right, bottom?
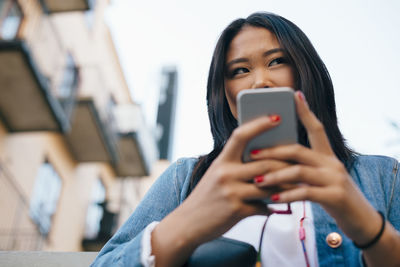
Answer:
263, 48, 284, 57
226, 48, 285, 68
226, 58, 248, 69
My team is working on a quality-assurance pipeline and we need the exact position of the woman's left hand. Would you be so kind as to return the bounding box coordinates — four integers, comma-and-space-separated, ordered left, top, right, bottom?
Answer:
251, 91, 382, 246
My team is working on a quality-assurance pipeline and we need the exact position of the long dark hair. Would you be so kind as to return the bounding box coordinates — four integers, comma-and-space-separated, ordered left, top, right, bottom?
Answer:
190, 12, 355, 191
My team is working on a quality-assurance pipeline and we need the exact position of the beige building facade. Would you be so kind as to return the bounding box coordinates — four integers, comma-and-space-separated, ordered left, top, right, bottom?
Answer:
0, 0, 166, 252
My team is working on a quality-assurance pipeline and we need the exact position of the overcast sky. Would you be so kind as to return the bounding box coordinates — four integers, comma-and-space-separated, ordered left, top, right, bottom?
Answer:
106, 0, 400, 162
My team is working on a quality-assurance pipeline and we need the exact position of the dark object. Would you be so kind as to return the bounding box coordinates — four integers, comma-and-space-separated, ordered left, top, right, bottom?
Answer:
353, 211, 385, 249
82, 202, 117, 251
185, 237, 257, 267
156, 67, 178, 161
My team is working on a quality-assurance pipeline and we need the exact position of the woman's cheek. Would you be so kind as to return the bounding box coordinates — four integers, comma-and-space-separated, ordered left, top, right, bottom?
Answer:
225, 77, 255, 118
272, 68, 295, 88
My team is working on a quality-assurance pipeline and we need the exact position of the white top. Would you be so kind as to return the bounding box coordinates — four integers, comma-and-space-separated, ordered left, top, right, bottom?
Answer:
140, 201, 319, 267
223, 201, 319, 267
140, 221, 158, 266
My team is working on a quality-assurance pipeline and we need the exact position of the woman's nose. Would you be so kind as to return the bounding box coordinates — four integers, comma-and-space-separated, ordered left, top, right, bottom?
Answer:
251, 71, 272, 89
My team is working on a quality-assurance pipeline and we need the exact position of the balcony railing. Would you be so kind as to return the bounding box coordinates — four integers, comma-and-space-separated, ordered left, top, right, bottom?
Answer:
57, 53, 80, 121
66, 97, 118, 163
0, 3, 79, 133
40, 0, 91, 13
65, 64, 121, 164
28, 14, 80, 126
113, 104, 159, 177
0, 40, 71, 132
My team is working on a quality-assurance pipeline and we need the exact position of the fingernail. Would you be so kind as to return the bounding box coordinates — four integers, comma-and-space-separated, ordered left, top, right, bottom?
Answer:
297, 91, 306, 102
251, 149, 260, 155
269, 115, 281, 122
254, 176, 264, 183
271, 194, 280, 201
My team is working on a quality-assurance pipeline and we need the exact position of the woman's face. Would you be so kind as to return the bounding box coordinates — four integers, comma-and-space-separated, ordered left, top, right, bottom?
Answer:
224, 26, 295, 118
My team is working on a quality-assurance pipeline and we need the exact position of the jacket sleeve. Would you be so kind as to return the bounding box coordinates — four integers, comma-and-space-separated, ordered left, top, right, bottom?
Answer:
387, 159, 400, 230
90, 159, 192, 266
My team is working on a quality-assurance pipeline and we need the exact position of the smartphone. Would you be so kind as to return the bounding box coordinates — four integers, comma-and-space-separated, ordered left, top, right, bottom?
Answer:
237, 87, 298, 162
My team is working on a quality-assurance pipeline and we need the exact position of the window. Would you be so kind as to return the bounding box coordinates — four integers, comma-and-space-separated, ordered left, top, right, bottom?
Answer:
0, 0, 23, 40
84, 178, 106, 239
29, 162, 62, 235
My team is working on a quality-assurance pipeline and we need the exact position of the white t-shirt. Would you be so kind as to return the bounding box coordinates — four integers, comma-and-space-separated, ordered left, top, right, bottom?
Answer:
223, 201, 319, 267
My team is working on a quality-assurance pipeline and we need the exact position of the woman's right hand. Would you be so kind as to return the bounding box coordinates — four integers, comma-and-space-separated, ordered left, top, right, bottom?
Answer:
151, 115, 288, 267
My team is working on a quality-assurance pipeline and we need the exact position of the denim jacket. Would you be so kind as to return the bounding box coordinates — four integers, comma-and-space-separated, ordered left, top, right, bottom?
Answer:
91, 155, 400, 267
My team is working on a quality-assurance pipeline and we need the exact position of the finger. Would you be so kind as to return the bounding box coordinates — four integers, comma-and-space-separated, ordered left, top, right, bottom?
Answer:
295, 91, 334, 155
255, 164, 328, 187
252, 143, 329, 167
269, 186, 335, 205
231, 183, 273, 200
221, 116, 280, 161
232, 159, 291, 182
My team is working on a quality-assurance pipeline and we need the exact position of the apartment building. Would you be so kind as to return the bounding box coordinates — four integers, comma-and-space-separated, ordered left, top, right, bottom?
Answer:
0, 0, 168, 252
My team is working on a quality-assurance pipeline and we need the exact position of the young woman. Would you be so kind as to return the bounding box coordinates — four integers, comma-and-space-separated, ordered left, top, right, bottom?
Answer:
92, 12, 400, 267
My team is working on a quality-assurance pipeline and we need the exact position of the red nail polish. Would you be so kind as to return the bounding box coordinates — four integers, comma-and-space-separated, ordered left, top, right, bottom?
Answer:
297, 91, 305, 101
254, 176, 264, 183
251, 149, 260, 155
271, 194, 280, 201
270, 115, 281, 122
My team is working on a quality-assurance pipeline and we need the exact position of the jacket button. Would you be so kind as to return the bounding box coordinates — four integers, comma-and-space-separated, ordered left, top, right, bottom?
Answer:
326, 232, 342, 248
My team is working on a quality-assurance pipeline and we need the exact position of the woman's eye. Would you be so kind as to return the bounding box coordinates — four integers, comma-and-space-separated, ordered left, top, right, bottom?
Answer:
269, 57, 287, 67
231, 67, 249, 76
